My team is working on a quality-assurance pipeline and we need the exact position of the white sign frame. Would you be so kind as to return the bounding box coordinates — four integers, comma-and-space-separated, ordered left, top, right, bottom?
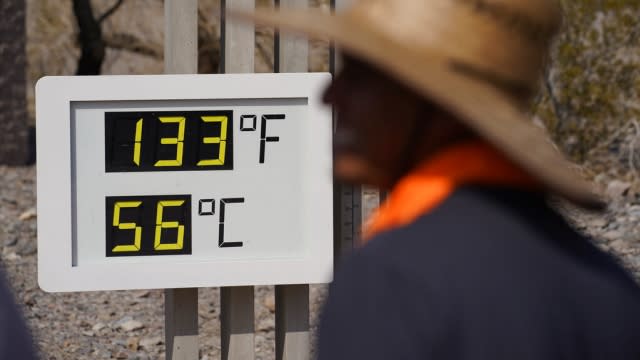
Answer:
36, 73, 333, 292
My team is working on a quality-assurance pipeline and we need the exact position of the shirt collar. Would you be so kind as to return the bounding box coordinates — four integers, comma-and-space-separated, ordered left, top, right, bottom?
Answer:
362, 140, 539, 242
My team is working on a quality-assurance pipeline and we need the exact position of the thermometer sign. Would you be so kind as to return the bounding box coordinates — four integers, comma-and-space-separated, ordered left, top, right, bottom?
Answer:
36, 73, 333, 292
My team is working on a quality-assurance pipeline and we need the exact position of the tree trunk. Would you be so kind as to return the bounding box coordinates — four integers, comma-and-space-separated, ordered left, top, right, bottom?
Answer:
73, 0, 105, 75
0, 0, 28, 165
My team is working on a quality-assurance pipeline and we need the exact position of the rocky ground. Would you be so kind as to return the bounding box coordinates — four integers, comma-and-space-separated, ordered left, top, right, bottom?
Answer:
1, 165, 639, 359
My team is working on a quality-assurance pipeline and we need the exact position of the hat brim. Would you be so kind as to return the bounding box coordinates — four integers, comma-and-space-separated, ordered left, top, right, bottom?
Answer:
231, 8, 603, 209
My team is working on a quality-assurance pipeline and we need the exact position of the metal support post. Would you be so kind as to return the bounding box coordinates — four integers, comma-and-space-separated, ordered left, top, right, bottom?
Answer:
275, 284, 310, 359
220, 0, 256, 358
274, 1, 311, 356
165, 288, 199, 360
164, 1, 199, 359
221, 286, 256, 360
330, 0, 373, 261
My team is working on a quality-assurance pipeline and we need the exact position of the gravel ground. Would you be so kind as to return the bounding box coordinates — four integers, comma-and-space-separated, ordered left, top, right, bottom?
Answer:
1, 165, 639, 359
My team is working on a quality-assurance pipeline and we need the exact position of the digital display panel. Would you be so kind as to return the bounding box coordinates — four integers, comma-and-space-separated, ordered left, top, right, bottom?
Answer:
105, 110, 233, 172
72, 100, 304, 267
106, 195, 192, 257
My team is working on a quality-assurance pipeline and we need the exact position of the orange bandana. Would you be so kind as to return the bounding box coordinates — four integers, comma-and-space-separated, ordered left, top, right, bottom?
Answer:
362, 141, 539, 243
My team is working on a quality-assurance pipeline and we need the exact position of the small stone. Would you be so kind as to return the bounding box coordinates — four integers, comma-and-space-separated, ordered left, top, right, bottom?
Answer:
603, 230, 623, 241
82, 331, 94, 337
92, 322, 106, 332
135, 290, 151, 298
139, 336, 162, 349
628, 205, 640, 218
610, 239, 628, 252
594, 173, 607, 184
589, 218, 607, 228
18, 208, 37, 221
16, 240, 37, 256
263, 296, 275, 313
127, 337, 140, 351
3, 252, 21, 261
3, 234, 17, 247
115, 316, 133, 326
114, 339, 127, 347
119, 319, 144, 332
115, 351, 128, 359
606, 180, 631, 199
257, 318, 274, 332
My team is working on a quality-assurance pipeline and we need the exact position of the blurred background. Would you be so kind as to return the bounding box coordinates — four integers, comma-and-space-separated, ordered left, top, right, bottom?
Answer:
9, 0, 640, 186
23, 0, 329, 155
2, 0, 640, 359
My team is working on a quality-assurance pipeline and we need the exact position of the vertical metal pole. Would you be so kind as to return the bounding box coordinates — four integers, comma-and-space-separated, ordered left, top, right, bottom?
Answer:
273, 1, 310, 358
220, 0, 255, 74
330, 0, 370, 262
165, 288, 199, 360
329, 0, 352, 74
221, 286, 255, 360
220, 0, 256, 359
165, 0, 198, 74
274, 0, 308, 74
275, 285, 310, 360
164, 1, 199, 360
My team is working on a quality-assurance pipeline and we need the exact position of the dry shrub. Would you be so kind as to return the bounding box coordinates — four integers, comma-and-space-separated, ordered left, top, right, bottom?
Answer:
534, 0, 640, 185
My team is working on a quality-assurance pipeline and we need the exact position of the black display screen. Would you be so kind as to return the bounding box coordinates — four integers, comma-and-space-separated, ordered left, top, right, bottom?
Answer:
106, 195, 192, 257
105, 110, 233, 172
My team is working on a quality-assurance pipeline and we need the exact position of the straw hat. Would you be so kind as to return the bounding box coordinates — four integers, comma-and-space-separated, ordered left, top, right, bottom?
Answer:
232, 0, 603, 209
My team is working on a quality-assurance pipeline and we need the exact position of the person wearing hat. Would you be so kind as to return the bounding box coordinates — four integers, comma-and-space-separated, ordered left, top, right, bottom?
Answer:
235, 0, 640, 358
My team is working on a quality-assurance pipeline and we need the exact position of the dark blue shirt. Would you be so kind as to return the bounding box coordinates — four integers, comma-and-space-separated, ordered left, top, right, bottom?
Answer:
319, 187, 640, 359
